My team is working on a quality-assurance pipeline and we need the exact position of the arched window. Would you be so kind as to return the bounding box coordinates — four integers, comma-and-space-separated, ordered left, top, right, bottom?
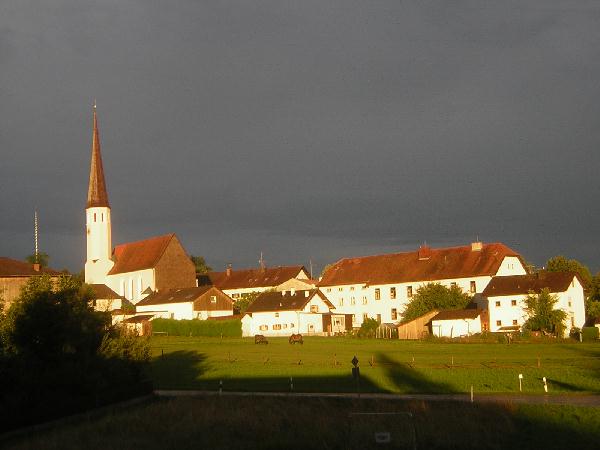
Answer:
94, 213, 97, 222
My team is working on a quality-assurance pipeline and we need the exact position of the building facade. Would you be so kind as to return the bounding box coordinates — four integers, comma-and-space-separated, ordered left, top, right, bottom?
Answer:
319, 242, 527, 327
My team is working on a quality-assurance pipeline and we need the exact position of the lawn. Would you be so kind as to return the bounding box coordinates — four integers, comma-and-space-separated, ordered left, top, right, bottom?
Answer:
6, 396, 600, 450
149, 336, 600, 394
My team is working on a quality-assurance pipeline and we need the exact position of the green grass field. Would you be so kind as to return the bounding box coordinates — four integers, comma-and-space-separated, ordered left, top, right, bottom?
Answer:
149, 336, 600, 394
6, 396, 600, 450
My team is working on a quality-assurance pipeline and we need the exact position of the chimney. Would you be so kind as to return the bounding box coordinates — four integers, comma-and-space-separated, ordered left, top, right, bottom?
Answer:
226, 263, 232, 277
471, 241, 483, 252
291, 288, 296, 296
33, 263, 40, 272
305, 291, 309, 297
281, 291, 286, 296
418, 245, 431, 260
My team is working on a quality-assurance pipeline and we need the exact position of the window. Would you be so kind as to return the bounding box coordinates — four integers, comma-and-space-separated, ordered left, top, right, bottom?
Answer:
407, 286, 413, 298
170, 313, 175, 319
273, 324, 282, 330
350, 297, 356, 305
283, 324, 288, 329
338, 287, 343, 292
512, 320, 518, 325
259, 325, 268, 331
376, 314, 381, 323
391, 308, 398, 320
470, 281, 476, 293
94, 213, 97, 222
275, 312, 279, 318
511, 300, 517, 306
327, 288, 331, 292
290, 323, 295, 328
363, 313, 369, 321
362, 296, 367, 305
390, 287, 396, 299
350, 286, 355, 291
362, 285, 367, 290
101, 213, 104, 222
495, 301, 501, 307
232, 293, 240, 299
211, 295, 217, 304
496, 320, 502, 326
451, 282, 457, 288
339, 298, 344, 307
310, 305, 318, 313
375, 288, 381, 300
568, 301, 572, 307
352, 314, 356, 323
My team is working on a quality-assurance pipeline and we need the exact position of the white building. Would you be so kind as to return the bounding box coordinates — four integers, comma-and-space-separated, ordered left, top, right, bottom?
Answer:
136, 286, 233, 320
241, 289, 338, 337
318, 242, 527, 327
199, 265, 311, 301
481, 272, 585, 335
83, 105, 197, 304
430, 309, 485, 338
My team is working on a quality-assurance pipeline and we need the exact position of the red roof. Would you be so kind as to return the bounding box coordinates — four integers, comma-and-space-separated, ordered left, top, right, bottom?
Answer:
245, 289, 333, 313
482, 272, 579, 297
0, 257, 61, 277
319, 243, 522, 286
89, 283, 123, 300
201, 265, 309, 290
108, 234, 175, 275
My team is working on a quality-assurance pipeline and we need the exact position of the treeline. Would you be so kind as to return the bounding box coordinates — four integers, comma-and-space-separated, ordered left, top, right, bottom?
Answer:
152, 318, 242, 337
0, 275, 152, 432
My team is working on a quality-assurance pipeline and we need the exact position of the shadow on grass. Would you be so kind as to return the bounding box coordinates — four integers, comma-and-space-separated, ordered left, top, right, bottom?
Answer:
376, 352, 458, 394
150, 351, 208, 389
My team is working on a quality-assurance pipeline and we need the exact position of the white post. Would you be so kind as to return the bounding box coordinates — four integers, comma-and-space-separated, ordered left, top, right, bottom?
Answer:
470, 385, 474, 403
543, 376, 548, 393
518, 374, 523, 392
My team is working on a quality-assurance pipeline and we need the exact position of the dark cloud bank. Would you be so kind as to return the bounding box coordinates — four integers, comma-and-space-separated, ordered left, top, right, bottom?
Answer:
1, 0, 600, 273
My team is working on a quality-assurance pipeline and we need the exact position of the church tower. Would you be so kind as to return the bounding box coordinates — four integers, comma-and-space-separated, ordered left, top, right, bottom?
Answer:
84, 104, 114, 284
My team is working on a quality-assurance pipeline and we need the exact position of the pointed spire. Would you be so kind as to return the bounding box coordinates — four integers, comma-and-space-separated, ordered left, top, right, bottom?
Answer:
87, 102, 110, 208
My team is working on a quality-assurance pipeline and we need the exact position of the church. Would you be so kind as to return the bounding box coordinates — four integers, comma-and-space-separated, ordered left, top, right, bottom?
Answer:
84, 105, 197, 305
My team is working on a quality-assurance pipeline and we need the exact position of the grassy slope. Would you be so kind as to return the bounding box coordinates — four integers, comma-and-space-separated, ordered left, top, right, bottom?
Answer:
149, 336, 600, 394
6, 397, 600, 450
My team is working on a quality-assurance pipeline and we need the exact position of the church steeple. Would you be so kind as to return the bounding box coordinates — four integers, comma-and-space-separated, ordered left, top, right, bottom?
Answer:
87, 103, 110, 208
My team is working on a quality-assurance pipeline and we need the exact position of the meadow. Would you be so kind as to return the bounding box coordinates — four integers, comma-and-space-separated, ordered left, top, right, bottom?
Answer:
5, 396, 600, 449
149, 336, 600, 395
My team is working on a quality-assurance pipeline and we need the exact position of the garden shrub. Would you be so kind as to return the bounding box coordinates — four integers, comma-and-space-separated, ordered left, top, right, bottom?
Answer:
581, 326, 599, 341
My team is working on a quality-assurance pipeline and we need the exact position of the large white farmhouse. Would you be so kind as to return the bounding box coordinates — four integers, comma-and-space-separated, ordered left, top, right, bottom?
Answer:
319, 242, 527, 327
84, 106, 196, 305
481, 272, 585, 335
241, 289, 348, 337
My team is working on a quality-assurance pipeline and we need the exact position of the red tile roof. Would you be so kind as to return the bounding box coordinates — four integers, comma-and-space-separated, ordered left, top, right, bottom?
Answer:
201, 265, 309, 290
482, 272, 579, 297
89, 283, 123, 300
0, 257, 61, 277
432, 309, 483, 321
319, 243, 522, 286
137, 286, 214, 306
108, 234, 175, 275
245, 289, 333, 313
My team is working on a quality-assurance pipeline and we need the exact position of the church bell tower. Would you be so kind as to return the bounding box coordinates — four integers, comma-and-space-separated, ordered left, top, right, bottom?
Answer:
84, 103, 114, 284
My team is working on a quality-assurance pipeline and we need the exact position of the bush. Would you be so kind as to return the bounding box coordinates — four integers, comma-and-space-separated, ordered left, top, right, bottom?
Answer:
151, 318, 242, 337
581, 327, 599, 341
357, 318, 379, 338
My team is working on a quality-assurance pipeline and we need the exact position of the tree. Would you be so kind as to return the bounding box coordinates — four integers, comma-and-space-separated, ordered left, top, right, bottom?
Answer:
25, 252, 49, 268
190, 255, 212, 274
233, 291, 261, 315
522, 288, 568, 336
546, 256, 592, 287
2, 274, 108, 360
586, 274, 600, 321
402, 283, 471, 323
357, 318, 379, 338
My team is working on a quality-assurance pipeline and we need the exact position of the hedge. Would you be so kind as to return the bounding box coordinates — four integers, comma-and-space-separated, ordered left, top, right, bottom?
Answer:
151, 318, 242, 337
581, 326, 599, 341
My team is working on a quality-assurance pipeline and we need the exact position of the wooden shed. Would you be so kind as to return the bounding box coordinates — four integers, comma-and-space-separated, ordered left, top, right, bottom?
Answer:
396, 310, 440, 340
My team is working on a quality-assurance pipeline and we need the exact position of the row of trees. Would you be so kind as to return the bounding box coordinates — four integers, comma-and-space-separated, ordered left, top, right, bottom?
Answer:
0, 275, 151, 432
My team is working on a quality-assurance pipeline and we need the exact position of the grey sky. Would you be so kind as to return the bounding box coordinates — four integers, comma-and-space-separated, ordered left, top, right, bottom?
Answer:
1, 0, 600, 274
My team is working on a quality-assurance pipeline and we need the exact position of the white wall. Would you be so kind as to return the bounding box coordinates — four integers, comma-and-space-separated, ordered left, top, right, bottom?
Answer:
137, 301, 193, 320
485, 276, 585, 336
107, 268, 155, 304
85, 206, 114, 284
431, 317, 482, 338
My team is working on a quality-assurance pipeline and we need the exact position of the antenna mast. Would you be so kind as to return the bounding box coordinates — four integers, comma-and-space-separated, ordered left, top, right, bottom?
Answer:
34, 209, 39, 264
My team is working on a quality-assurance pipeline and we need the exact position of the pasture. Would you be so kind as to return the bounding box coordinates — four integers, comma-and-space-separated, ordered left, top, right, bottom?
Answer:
149, 336, 600, 395
5, 396, 600, 450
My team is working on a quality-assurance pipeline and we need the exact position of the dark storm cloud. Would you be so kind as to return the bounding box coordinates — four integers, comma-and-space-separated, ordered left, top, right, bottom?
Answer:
1, 0, 600, 273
